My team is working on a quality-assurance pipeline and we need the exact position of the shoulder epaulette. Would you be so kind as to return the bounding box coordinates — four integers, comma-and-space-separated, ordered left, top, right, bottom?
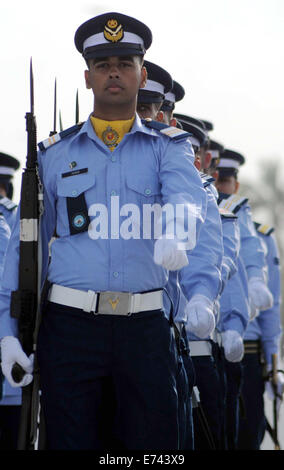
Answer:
219, 207, 238, 219
38, 122, 85, 151
142, 119, 191, 141
0, 196, 17, 211
218, 194, 248, 214
254, 221, 274, 236
199, 172, 216, 188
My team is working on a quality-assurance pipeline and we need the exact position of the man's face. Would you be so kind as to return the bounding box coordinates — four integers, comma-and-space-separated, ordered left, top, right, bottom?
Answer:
215, 175, 239, 195
136, 102, 160, 120
85, 55, 147, 107
197, 147, 212, 171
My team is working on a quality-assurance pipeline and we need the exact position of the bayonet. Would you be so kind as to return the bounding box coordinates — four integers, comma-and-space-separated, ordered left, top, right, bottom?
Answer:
75, 89, 79, 124
49, 78, 57, 136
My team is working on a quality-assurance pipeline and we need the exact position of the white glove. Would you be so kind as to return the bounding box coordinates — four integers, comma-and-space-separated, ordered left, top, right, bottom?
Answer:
221, 330, 244, 362
249, 297, 259, 321
265, 373, 284, 416
1, 336, 34, 388
185, 294, 215, 339
248, 277, 273, 311
154, 237, 189, 271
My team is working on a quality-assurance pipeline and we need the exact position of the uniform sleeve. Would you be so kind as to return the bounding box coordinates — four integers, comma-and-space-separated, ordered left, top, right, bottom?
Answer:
220, 217, 240, 289
257, 234, 282, 363
218, 269, 250, 336
159, 138, 207, 247
0, 151, 56, 339
179, 188, 223, 302
238, 203, 267, 281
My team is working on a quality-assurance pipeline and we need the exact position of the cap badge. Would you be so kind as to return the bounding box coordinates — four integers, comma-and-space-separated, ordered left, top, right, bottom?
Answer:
102, 126, 119, 148
104, 19, 124, 43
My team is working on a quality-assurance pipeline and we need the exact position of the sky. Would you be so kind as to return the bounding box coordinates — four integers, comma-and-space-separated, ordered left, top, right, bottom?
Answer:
1, 0, 284, 202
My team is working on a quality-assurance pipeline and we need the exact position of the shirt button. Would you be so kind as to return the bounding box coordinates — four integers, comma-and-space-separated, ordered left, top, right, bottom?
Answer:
145, 188, 152, 196
72, 190, 78, 196
111, 155, 116, 162
113, 271, 119, 278
111, 190, 117, 196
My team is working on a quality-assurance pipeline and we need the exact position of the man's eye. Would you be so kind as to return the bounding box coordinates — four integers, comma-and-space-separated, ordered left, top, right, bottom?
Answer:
96, 63, 108, 69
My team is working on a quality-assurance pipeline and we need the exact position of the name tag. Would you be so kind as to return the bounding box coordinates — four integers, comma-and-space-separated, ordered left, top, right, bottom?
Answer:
62, 168, 88, 178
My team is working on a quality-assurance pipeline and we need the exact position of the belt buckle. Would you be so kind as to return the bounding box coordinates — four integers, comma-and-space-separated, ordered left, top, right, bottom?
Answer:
98, 292, 132, 316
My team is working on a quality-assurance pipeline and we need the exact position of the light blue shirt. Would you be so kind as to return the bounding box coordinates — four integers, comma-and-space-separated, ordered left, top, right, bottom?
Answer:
0, 215, 21, 405
0, 114, 207, 339
244, 230, 282, 363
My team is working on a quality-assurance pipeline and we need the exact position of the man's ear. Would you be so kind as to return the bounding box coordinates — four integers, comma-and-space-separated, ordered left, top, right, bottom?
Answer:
234, 181, 240, 193
156, 110, 164, 122
170, 117, 177, 128
204, 151, 212, 170
194, 156, 201, 171
140, 66, 147, 89
84, 70, 91, 89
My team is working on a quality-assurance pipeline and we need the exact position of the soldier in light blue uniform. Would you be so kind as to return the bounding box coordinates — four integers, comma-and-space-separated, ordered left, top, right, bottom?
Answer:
172, 116, 228, 450
0, 153, 19, 230
0, 214, 21, 449
238, 223, 283, 449
0, 12, 207, 450
138, 72, 225, 449
203, 141, 244, 449
215, 150, 272, 449
136, 62, 195, 449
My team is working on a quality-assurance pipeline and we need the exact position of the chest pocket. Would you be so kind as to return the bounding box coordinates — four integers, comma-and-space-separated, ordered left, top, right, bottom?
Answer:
125, 173, 161, 205
57, 173, 95, 235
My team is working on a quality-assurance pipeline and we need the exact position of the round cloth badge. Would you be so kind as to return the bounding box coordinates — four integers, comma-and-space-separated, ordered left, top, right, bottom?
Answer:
72, 213, 87, 230
102, 126, 119, 148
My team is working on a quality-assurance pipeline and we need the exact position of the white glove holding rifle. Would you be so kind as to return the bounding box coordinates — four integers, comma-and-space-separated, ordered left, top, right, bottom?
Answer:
1, 336, 34, 387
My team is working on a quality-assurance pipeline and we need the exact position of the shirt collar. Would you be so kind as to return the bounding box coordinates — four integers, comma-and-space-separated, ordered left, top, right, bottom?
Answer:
73, 112, 159, 143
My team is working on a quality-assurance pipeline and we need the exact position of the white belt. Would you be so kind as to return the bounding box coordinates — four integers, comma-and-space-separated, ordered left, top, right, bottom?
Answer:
48, 284, 163, 316
189, 341, 212, 357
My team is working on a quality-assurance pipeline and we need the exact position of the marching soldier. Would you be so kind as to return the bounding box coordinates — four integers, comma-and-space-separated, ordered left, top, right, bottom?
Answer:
238, 222, 283, 449
0, 12, 207, 450
215, 149, 273, 449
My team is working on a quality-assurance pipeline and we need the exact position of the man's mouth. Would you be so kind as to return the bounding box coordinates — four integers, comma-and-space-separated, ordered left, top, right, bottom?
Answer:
106, 82, 123, 93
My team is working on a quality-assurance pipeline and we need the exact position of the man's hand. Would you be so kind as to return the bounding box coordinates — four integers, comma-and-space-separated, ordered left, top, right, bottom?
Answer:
221, 330, 244, 362
185, 294, 215, 339
154, 237, 189, 271
1, 336, 34, 387
248, 277, 273, 311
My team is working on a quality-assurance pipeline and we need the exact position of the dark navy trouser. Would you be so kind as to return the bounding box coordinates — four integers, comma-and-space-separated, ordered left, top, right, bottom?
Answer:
179, 326, 195, 450
224, 360, 243, 450
238, 353, 266, 450
191, 352, 224, 450
37, 301, 181, 450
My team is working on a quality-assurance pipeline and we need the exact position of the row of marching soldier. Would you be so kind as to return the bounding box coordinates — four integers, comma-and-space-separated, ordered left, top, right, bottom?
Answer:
0, 11, 283, 450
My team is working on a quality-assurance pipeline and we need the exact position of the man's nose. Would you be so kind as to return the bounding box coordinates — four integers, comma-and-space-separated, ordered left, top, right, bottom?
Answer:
109, 64, 120, 78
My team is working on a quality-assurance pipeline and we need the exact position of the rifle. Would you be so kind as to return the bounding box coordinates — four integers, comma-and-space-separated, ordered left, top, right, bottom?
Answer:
271, 354, 280, 450
10, 58, 44, 450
